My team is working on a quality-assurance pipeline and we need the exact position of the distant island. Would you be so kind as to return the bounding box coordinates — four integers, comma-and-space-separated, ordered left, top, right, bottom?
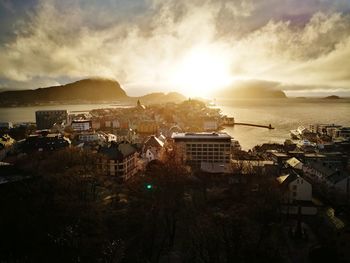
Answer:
323, 95, 341, 100
213, 80, 287, 99
0, 78, 186, 106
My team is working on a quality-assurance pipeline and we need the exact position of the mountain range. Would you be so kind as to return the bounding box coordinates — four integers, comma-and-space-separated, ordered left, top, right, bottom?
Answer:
0, 78, 288, 106
0, 78, 186, 106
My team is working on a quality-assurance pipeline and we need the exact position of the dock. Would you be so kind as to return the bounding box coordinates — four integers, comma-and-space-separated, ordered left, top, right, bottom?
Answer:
226, 122, 275, 129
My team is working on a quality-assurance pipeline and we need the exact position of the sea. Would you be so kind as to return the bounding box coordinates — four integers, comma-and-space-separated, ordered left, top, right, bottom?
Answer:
0, 98, 349, 150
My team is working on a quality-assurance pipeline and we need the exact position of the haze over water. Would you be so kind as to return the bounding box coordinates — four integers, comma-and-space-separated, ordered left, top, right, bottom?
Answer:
1, 98, 349, 150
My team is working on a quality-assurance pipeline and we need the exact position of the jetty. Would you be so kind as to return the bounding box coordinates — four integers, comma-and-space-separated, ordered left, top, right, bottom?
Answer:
233, 123, 274, 129
221, 116, 274, 129
223, 121, 274, 129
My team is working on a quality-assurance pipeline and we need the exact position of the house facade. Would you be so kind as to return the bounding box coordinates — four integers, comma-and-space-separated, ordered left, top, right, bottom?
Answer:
172, 132, 232, 173
99, 141, 138, 180
276, 171, 317, 215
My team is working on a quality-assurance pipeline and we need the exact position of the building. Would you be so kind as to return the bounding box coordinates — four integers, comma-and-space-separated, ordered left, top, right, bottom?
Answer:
137, 121, 158, 134
172, 132, 232, 173
142, 135, 164, 162
303, 161, 350, 195
309, 123, 342, 136
0, 134, 15, 160
0, 122, 13, 129
285, 157, 303, 170
71, 120, 92, 131
333, 127, 350, 139
78, 132, 106, 143
136, 99, 146, 110
35, 110, 68, 130
203, 117, 218, 131
269, 152, 289, 166
99, 141, 138, 180
276, 171, 317, 215
21, 133, 71, 153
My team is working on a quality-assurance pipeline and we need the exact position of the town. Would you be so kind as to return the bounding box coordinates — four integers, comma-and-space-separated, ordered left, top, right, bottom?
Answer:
1, 99, 350, 262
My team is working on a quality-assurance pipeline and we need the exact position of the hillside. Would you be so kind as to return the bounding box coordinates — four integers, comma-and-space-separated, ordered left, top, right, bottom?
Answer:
0, 78, 127, 106
137, 92, 186, 103
323, 95, 340, 100
214, 80, 287, 99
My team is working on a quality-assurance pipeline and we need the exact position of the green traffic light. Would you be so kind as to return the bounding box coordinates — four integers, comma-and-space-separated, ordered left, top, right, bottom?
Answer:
146, 184, 152, 189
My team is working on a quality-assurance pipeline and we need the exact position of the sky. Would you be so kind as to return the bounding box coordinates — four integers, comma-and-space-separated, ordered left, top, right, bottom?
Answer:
0, 0, 350, 97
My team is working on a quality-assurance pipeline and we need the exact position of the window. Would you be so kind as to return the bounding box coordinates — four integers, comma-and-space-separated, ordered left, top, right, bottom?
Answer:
292, 185, 297, 190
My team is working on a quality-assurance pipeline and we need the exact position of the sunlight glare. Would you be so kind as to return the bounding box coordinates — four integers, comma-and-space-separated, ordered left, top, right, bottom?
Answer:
170, 46, 233, 98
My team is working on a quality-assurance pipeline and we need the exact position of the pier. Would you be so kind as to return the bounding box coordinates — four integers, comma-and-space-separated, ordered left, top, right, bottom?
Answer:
234, 123, 274, 129
226, 122, 275, 129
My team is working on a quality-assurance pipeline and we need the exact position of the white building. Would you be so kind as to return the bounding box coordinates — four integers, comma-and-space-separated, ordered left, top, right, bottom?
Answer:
78, 132, 106, 143
142, 135, 164, 162
276, 171, 317, 215
145, 148, 157, 162
107, 133, 117, 142
172, 132, 232, 173
71, 120, 91, 131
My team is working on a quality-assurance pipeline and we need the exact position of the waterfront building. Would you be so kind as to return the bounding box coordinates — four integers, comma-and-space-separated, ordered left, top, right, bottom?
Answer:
333, 127, 350, 139
309, 123, 342, 136
171, 132, 232, 173
35, 110, 68, 130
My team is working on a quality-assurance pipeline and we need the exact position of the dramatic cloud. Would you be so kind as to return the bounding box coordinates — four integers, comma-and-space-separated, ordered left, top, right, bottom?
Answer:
0, 0, 349, 96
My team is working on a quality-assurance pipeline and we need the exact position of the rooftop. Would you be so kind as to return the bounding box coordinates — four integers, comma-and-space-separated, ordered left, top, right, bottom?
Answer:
171, 132, 231, 140
286, 157, 303, 168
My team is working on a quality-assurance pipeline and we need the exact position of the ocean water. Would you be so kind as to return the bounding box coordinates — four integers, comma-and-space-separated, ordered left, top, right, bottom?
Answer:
0, 98, 349, 150
219, 98, 350, 150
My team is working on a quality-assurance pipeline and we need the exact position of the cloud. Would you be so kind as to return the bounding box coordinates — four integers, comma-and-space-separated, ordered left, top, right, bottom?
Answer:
0, 0, 349, 95
0, 0, 14, 12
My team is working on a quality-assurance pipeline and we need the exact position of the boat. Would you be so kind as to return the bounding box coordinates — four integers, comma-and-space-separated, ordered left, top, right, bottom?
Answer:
290, 129, 301, 139
290, 126, 310, 139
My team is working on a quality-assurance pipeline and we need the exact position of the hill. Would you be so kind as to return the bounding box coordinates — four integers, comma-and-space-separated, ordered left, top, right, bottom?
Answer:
137, 92, 187, 103
213, 80, 287, 99
323, 95, 340, 100
0, 78, 127, 106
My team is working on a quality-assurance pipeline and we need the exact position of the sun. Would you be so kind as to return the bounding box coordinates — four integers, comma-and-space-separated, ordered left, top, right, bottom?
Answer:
169, 46, 233, 98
